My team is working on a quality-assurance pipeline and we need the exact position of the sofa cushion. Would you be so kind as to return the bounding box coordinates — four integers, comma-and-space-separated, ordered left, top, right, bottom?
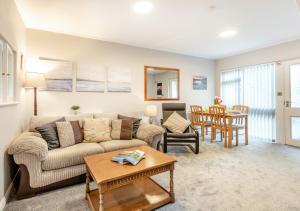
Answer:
42, 143, 104, 171
56, 121, 83, 148
111, 119, 133, 140
118, 114, 141, 138
83, 118, 112, 142
99, 139, 146, 152
35, 117, 66, 150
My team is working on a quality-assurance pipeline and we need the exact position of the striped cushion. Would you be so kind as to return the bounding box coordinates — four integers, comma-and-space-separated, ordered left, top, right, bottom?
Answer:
56, 121, 83, 148
163, 112, 190, 133
111, 119, 133, 140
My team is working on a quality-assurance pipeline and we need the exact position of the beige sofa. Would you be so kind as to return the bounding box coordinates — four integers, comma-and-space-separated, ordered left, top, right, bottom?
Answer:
8, 113, 164, 199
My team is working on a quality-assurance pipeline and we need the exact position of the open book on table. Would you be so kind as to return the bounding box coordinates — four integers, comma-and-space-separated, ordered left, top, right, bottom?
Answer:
111, 150, 145, 165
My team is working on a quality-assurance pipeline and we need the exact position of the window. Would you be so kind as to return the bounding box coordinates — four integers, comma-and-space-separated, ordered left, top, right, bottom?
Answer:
0, 40, 3, 102
221, 63, 276, 140
0, 37, 16, 104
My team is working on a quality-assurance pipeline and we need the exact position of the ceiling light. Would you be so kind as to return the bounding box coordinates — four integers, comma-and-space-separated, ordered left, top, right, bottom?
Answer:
219, 30, 237, 38
134, 1, 153, 14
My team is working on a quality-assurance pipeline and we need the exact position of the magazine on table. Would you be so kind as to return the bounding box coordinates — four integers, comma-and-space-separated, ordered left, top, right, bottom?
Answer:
111, 150, 145, 165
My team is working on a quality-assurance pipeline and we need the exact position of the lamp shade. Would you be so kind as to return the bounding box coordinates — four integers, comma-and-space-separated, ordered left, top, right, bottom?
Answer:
145, 105, 158, 117
24, 72, 45, 88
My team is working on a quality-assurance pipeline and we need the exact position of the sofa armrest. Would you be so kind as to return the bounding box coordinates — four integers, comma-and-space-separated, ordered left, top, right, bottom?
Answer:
8, 132, 48, 161
136, 123, 165, 146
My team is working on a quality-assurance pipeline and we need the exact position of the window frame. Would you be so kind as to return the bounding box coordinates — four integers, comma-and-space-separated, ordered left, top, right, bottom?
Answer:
0, 35, 17, 105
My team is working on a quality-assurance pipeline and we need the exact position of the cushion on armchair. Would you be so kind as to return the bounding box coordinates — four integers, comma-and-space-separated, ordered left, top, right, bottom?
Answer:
163, 112, 190, 133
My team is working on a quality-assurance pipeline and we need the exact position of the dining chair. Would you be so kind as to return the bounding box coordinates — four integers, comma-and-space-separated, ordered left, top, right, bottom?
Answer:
232, 105, 249, 146
209, 105, 228, 147
190, 105, 212, 142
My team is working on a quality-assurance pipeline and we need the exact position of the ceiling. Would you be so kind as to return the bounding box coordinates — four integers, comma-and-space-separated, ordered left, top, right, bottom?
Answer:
15, 0, 300, 59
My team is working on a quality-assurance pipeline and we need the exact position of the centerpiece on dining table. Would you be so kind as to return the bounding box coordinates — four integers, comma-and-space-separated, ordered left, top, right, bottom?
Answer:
214, 96, 223, 106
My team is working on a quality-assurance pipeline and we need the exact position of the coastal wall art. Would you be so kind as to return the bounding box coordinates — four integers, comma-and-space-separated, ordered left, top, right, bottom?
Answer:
76, 64, 106, 92
107, 67, 132, 92
193, 75, 207, 90
39, 58, 73, 92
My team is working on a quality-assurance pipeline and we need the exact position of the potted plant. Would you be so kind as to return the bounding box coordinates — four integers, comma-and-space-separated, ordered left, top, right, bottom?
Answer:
214, 96, 223, 106
70, 105, 80, 115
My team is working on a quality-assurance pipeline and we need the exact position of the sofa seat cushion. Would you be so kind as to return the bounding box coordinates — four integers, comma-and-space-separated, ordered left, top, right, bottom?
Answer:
99, 139, 146, 152
42, 143, 104, 171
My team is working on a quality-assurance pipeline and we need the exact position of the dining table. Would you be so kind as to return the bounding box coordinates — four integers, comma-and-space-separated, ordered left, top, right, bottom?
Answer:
202, 110, 248, 148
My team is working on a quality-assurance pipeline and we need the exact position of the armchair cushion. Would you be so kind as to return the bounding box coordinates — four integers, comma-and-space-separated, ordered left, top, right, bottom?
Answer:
136, 123, 164, 145
8, 132, 48, 161
163, 112, 190, 133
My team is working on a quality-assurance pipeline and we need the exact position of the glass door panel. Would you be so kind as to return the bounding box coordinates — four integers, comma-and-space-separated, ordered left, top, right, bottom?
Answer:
290, 64, 300, 108
284, 60, 300, 147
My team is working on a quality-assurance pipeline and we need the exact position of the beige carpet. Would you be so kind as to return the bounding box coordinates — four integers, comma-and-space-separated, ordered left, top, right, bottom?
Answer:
5, 139, 300, 211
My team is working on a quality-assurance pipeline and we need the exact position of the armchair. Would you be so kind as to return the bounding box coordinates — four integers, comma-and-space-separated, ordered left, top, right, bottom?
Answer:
161, 103, 199, 154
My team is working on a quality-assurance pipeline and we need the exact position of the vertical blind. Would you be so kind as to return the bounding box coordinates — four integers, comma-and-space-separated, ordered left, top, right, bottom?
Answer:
221, 63, 276, 140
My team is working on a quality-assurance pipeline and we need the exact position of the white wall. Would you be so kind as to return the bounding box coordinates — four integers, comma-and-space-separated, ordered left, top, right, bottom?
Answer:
0, 0, 28, 207
215, 39, 300, 144
26, 29, 215, 117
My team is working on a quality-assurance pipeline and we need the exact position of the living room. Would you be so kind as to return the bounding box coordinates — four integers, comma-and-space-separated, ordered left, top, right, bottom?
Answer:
1, 0, 300, 210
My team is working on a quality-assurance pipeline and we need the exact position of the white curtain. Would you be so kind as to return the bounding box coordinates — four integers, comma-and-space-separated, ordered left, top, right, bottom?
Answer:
221, 63, 276, 140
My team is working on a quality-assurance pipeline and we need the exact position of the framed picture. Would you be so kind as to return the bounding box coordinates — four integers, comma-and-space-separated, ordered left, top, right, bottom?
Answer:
36, 58, 74, 92
107, 67, 131, 93
157, 82, 162, 95
193, 76, 207, 90
76, 64, 105, 92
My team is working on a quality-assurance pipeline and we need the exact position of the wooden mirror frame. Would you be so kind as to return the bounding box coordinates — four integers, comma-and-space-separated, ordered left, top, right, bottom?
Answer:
144, 66, 180, 101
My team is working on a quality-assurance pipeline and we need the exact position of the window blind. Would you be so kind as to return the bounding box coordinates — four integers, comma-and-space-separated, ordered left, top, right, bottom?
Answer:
221, 63, 276, 140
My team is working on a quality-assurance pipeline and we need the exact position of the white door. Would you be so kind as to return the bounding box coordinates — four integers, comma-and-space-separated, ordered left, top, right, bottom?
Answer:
284, 59, 300, 147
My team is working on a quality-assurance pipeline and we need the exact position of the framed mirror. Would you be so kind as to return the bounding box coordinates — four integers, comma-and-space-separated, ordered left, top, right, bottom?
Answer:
144, 66, 180, 101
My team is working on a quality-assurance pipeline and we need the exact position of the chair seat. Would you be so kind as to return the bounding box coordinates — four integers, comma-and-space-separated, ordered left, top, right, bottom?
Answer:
232, 124, 245, 129
167, 132, 197, 138
204, 121, 212, 126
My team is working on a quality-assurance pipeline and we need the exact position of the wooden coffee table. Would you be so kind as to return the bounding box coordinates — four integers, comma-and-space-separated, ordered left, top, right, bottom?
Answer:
84, 145, 176, 211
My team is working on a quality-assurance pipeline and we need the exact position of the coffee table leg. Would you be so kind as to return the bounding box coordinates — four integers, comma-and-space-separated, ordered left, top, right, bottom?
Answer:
86, 166, 90, 199
170, 166, 175, 203
99, 187, 104, 211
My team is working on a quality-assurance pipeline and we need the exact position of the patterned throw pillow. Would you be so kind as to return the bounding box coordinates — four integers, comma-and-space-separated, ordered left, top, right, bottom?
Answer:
118, 114, 141, 138
35, 117, 66, 150
56, 121, 83, 148
163, 112, 190, 133
111, 119, 133, 140
83, 119, 112, 142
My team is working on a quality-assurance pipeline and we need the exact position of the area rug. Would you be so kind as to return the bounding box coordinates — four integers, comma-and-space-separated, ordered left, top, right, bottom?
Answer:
5, 139, 300, 211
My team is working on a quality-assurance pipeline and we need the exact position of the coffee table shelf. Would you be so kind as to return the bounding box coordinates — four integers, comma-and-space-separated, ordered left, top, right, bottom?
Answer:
87, 178, 172, 211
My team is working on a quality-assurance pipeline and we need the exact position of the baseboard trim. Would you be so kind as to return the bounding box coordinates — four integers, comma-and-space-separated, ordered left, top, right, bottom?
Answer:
0, 169, 19, 210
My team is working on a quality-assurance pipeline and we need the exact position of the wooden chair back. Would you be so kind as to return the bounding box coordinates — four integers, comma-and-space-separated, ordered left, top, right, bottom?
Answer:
209, 105, 226, 129
190, 105, 204, 126
232, 105, 249, 125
